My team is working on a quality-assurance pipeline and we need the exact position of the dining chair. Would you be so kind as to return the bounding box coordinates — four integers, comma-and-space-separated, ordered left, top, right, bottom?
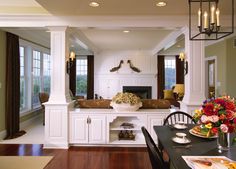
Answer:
163, 111, 196, 126
141, 126, 169, 169
39, 92, 49, 125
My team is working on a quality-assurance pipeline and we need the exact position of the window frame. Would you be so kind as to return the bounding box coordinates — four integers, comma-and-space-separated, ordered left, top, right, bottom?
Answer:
164, 56, 176, 90
76, 56, 88, 97
19, 46, 27, 113
19, 39, 50, 116
32, 49, 42, 109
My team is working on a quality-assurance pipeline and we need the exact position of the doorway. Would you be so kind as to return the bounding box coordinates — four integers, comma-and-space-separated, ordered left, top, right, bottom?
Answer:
205, 56, 217, 99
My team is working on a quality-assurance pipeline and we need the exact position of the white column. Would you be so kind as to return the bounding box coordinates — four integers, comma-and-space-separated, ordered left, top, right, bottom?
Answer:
44, 26, 73, 149
180, 27, 206, 115
48, 27, 71, 103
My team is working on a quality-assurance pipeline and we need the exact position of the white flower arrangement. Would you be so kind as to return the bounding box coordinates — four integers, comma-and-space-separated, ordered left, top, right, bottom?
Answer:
110, 92, 142, 112
111, 92, 141, 105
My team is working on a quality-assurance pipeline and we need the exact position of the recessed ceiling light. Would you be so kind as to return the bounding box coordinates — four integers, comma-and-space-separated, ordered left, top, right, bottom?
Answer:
156, 1, 167, 7
123, 30, 130, 33
89, 2, 100, 7
177, 45, 181, 48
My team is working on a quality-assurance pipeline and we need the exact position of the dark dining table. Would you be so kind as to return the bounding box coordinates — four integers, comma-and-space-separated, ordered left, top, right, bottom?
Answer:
153, 125, 236, 169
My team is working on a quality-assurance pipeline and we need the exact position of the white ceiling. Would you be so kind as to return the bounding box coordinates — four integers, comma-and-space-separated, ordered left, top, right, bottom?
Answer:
36, 0, 188, 16
35, 0, 233, 16
79, 28, 172, 51
3, 27, 50, 48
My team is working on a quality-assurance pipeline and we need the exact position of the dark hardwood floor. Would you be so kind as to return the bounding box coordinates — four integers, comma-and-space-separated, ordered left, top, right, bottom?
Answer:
0, 144, 152, 169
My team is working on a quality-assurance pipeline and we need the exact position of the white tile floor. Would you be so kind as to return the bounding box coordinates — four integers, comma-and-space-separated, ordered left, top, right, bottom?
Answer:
0, 119, 44, 144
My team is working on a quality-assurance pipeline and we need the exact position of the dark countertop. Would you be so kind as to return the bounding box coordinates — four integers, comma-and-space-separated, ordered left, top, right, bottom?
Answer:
154, 125, 236, 169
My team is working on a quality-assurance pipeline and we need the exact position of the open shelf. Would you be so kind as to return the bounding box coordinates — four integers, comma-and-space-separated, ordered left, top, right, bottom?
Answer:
110, 126, 141, 131
109, 116, 145, 144
109, 132, 145, 144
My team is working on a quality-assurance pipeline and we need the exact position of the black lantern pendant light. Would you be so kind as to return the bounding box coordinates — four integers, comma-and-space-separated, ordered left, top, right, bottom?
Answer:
189, 0, 234, 40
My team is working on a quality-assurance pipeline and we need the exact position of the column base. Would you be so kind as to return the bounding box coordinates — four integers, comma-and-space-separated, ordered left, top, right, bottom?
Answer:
44, 101, 74, 149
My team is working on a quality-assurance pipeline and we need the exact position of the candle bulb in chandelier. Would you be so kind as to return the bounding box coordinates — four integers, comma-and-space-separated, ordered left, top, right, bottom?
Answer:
198, 8, 201, 27
211, 5, 215, 24
203, 11, 208, 29
216, 8, 220, 26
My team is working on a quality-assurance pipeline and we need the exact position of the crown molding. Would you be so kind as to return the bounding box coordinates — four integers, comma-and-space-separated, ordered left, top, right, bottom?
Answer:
0, 15, 188, 28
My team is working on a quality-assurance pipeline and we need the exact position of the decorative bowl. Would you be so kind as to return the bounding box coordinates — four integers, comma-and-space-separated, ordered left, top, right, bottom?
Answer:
110, 102, 142, 112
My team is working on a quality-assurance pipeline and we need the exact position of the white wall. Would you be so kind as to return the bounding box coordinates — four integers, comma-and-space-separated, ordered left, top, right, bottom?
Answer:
94, 50, 157, 99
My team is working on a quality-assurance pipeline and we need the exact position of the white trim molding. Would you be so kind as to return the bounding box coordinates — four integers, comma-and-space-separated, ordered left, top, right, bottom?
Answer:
0, 130, 6, 140
205, 56, 218, 98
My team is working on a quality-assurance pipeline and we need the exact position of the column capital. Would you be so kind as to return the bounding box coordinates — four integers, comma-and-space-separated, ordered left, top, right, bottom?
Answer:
47, 26, 68, 32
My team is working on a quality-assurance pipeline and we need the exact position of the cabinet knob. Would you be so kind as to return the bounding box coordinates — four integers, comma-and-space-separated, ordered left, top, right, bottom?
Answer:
87, 117, 91, 124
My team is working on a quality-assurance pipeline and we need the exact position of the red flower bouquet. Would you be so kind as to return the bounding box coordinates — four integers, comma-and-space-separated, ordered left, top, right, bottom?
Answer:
193, 96, 236, 137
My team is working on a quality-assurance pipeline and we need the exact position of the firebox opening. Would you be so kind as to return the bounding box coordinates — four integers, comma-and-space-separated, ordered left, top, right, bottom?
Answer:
123, 86, 152, 99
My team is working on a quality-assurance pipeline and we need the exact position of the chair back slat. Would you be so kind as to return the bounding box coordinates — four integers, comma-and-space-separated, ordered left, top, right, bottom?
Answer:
163, 111, 196, 126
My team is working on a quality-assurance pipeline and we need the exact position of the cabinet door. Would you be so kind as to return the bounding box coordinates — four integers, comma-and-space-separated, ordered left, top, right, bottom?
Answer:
147, 115, 164, 142
70, 114, 88, 144
88, 115, 106, 144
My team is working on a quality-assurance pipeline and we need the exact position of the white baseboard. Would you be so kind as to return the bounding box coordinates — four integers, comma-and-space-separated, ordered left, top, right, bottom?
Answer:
0, 130, 6, 140
43, 143, 69, 149
20, 113, 42, 130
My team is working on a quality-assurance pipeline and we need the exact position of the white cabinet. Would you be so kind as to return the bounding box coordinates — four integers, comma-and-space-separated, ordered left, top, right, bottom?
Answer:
70, 109, 170, 146
70, 114, 106, 144
88, 115, 106, 144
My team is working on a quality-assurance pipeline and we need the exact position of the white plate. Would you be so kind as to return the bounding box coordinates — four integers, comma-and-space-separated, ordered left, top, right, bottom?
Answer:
189, 129, 217, 139
173, 124, 188, 130
172, 137, 191, 144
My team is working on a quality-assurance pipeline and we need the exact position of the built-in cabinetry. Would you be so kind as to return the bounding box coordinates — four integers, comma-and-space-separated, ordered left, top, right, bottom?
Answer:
70, 114, 106, 144
69, 109, 170, 146
108, 114, 147, 145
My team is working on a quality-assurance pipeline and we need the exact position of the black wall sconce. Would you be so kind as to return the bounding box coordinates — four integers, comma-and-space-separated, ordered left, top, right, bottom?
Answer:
67, 51, 76, 74
179, 52, 188, 75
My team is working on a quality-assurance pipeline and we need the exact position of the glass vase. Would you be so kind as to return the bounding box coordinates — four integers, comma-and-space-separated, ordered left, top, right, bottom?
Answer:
217, 132, 230, 151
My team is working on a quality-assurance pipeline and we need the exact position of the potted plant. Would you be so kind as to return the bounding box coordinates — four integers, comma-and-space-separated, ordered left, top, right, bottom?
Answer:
110, 92, 142, 112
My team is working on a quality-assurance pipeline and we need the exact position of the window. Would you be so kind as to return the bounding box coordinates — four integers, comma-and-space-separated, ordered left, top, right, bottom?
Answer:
164, 57, 176, 89
43, 53, 51, 93
76, 56, 88, 97
19, 39, 51, 113
20, 47, 26, 110
32, 50, 41, 107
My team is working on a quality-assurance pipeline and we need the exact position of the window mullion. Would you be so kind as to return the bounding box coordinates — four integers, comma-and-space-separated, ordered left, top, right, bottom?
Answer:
41, 51, 44, 92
